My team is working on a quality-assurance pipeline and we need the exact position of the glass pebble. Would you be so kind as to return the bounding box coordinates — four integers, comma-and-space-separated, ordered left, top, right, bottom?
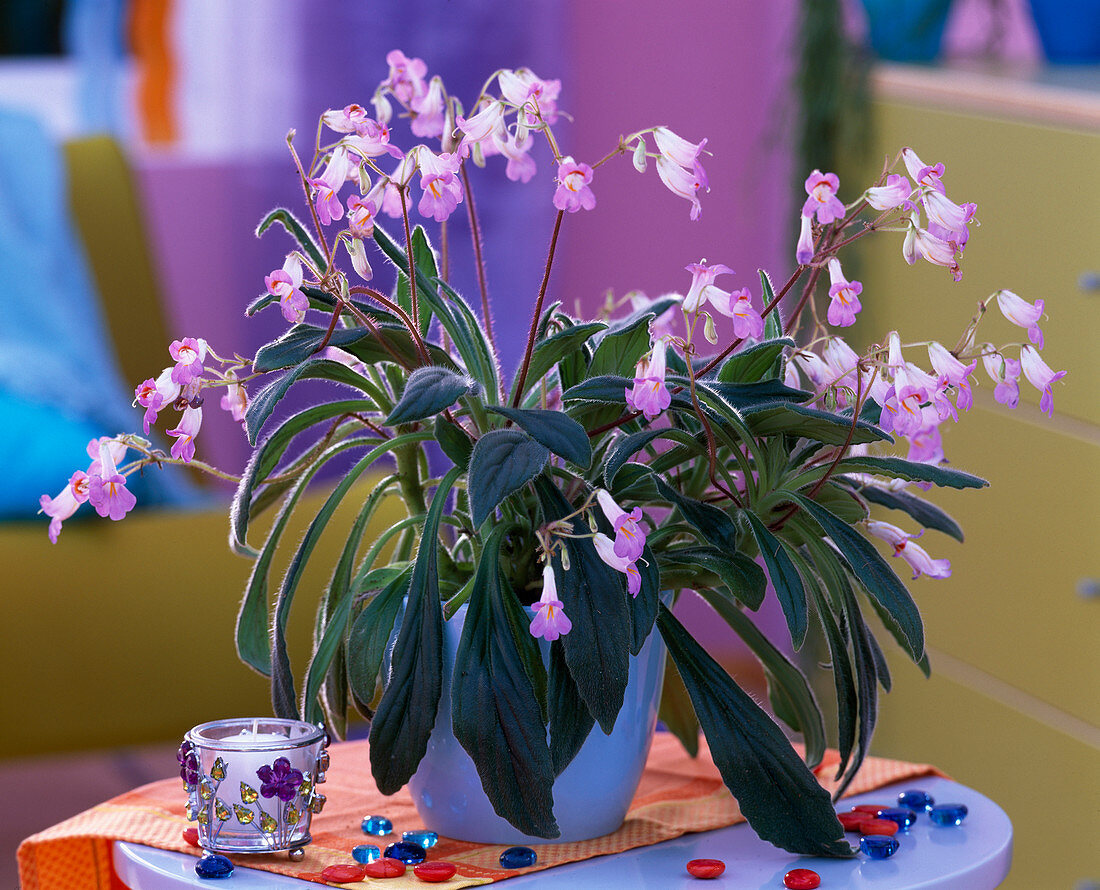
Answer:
499, 846, 538, 869
363, 859, 406, 878
852, 804, 888, 815
929, 803, 968, 826
860, 834, 900, 859
838, 812, 869, 831
898, 789, 935, 812
686, 858, 725, 879
383, 841, 427, 864
320, 864, 368, 884
361, 814, 393, 836
414, 861, 458, 883
784, 868, 821, 889
352, 844, 380, 864
402, 829, 439, 849
195, 854, 234, 879
877, 807, 918, 830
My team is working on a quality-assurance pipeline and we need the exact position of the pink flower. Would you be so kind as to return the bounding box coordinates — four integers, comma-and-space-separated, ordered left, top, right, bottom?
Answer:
922, 188, 976, 240
416, 148, 463, 222
596, 489, 647, 563
901, 147, 945, 193
880, 367, 927, 437
652, 126, 708, 188
927, 341, 976, 412
346, 194, 378, 238
553, 157, 596, 213
266, 255, 308, 324
220, 374, 248, 427
902, 211, 960, 280
995, 290, 1045, 349
169, 337, 207, 385
625, 337, 672, 421
864, 173, 912, 211
802, 169, 845, 224
655, 156, 704, 220
322, 104, 372, 134
498, 68, 561, 124
1019, 345, 1067, 417
40, 470, 90, 543
495, 132, 537, 183
135, 367, 180, 433
384, 49, 428, 106
87, 442, 136, 522
982, 351, 1021, 408
344, 120, 404, 161
346, 237, 374, 282
593, 533, 642, 597
529, 565, 571, 641
683, 261, 734, 314
457, 101, 506, 150
866, 520, 951, 580
825, 258, 863, 327
907, 411, 946, 464
410, 76, 446, 138
167, 406, 203, 463
716, 287, 765, 340
795, 213, 815, 265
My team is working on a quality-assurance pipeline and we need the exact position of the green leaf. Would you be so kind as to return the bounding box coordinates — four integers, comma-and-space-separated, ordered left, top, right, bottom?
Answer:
548, 639, 596, 776
843, 479, 964, 540
245, 358, 375, 445
661, 547, 766, 611
487, 406, 591, 468
651, 474, 741, 552
786, 493, 925, 661
512, 322, 606, 402
630, 542, 661, 656
657, 605, 851, 857
434, 415, 473, 469
386, 366, 473, 425
452, 526, 558, 838
346, 567, 413, 716
603, 294, 681, 336
603, 428, 704, 488
741, 403, 892, 446
534, 478, 630, 733
808, 577, 858, 781
823, 455, 987, 490
717, 338, 796, 384
695, 379, 812, 410
813, 481, 869, 525
744, 512, 808, 650
408, 226, 438, 335
835, 570, 880, 797
433, 278, 501, 404
563, 375, 693, 412
255, 207, 325, 270
658, 657, 699, 758
369, 467, 461, 794
695, 587, 825, 768
762, 272, 783, 339
588, 313, 653, 379
468, 429, 550, 527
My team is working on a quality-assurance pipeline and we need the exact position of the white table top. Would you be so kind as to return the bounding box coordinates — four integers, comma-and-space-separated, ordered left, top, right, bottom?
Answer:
112, 775, 1012, 889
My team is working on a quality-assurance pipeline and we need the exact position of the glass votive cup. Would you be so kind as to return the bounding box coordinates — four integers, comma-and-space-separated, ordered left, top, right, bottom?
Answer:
179, 718, 329, 857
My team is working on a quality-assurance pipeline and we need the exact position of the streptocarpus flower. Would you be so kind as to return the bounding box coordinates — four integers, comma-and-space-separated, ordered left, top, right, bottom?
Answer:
864, 173, 912, 211
410, 76, 446, 138
795, 213, 814, 265
625, 337, 671, 421
995, 290, 1045, 349
494, 131, 537, 183
529, 564, 571, 641
168, 406, 203, 463
135, 367, 180, 433
683, 260, 734, 314
383, 49, 428, 106
866, 520, 951, 579
902, 211, 960, 280
266, 255, 308, 324
220, 373, 248, 427
927, 341, 976, 412
417, 148, 464, 222
593, 533, 642, 597
1019, 345, 1067, 417
802, 169, 845, 224
901, 147, 945, 193
457, 101, 506, 150
596, 489, 647, 562
169, 337, 207, 386
553, 157, 596, 213
655, 156, 704, 220
346, 194, 378, 239
257, 756, 303, 802
87, 441, 136, 521
40, 470, 90, 543
922, 188, 976, 240
880, 367, 927, 438
652, 126, 708, 187
322, 103, 371, 134
498, 68, 561, 124
982, 351, 1021, 408
715, 287, 765, 339
825, 258, 863, 327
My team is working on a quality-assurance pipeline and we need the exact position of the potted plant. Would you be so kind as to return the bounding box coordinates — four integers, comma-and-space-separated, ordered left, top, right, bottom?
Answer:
41, 50, 1064, 856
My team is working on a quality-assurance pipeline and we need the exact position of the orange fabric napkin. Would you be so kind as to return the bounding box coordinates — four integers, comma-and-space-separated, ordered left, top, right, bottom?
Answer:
18, 734, 944, 889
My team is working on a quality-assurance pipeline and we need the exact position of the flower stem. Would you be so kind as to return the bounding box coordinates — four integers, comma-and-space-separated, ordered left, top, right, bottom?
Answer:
398, 186, 420, 332
461, 164, 496, 353
513, 210, 565, 406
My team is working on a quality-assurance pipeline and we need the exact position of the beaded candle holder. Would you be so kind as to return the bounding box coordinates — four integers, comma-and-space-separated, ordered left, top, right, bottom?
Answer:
179, 718, 329, 859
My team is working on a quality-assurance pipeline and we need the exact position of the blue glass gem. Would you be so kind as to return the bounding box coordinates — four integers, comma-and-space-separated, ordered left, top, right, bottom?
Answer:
929, 803, 969, 826
402, 830, 439, 849
361, 814, 393, 836
499, 846, 538, 869
383, 841, 427, 864
195, 854, 234, 879
860, 835, 900, 860
878, 807, 918, 830
898, 789, 935, 812
352, 844, 380, 864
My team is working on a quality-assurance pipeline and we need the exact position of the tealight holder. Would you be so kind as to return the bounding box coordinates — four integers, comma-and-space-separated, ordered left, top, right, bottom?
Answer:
179, 718, 329, 859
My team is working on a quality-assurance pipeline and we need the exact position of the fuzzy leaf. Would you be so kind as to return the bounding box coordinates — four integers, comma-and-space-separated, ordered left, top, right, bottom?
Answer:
717, 338, 796, 383
346, 568, 412, 715
511, 322, 606, 401
742, 402, 892, 446
548, 639, 596, 776
744, 512, 808, 650
843, 479, 964, 540
488, 406, 592, 468
386, 366, 473, 425
588, 313, 653, 379
434, 415, 473, 469
658, 656, 699, 757
469, 430, 550, 527
827, 455, 987, 489
662, 547, 766, 611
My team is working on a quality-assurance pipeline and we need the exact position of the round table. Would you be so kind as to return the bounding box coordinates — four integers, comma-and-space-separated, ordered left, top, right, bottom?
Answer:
113, 775, 1012, 888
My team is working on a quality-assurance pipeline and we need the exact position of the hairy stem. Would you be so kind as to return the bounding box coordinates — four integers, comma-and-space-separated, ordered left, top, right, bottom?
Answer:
512, 210, 565, 406
461, 165, 496, 352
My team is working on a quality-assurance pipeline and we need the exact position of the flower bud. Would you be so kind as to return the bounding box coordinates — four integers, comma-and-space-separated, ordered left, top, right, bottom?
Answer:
631, 138, 648, 173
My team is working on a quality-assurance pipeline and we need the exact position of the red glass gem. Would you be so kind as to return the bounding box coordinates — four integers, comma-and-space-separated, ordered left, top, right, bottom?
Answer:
852, 804, 887, 815
320, 863, 369, 883
838, 812, 869, 831
784, 868, 821, 889
414, 861, 458, 882
860, 818, 899, 836
686, 858, 726, 878
363, 858, 408, 878
181, 827, 200, 847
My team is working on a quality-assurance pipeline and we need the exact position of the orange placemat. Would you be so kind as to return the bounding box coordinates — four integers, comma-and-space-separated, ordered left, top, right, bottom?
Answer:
18, 734, 944, 889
